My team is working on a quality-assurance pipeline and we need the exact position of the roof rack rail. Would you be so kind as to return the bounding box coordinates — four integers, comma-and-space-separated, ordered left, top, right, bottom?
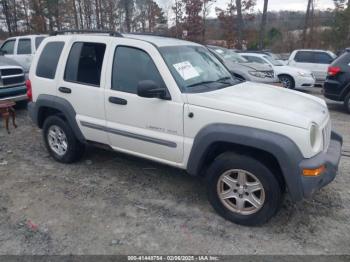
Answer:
127, 32, 169, 37
50, 30, 123, 37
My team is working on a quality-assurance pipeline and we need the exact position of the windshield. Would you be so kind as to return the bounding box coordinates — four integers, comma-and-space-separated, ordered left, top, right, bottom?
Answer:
211, 47, 248, 63
160, 45, 237, 93
263, 55, 284, 66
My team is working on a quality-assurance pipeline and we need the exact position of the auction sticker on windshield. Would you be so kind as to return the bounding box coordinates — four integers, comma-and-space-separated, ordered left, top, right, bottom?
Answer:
173, 61, 200, 80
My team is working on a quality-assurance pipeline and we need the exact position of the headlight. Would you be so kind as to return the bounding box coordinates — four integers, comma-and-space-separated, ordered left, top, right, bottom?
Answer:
298, 71, 312, 77
249, 71, 266, 78
310, 123, 322, 150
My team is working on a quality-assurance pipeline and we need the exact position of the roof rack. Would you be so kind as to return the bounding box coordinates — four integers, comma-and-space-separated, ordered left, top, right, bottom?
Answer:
50, 30, 123, 37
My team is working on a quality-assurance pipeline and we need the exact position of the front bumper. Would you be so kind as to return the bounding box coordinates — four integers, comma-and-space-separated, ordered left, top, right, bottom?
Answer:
295, 76, 315, 88
0, 84, 27, 102
299, 131, 343, 198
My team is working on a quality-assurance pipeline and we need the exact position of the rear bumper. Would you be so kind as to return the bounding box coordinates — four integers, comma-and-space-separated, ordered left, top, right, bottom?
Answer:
299, 131, 343, 198
324, 79, 344, 101
0, 84, 27, 102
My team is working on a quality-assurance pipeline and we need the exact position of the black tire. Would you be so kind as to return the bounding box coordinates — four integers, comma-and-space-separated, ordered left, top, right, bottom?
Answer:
344, 93, 350, 114
43, 115, 85, 163
279, 75, 295, 89
206, 152, 282, 226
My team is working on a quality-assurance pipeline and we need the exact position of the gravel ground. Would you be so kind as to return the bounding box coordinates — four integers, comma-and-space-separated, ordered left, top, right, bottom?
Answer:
0, 88, 349, 255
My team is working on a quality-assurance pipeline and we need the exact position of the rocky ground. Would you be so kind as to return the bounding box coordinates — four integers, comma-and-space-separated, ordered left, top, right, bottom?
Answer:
0, 88, 349, 255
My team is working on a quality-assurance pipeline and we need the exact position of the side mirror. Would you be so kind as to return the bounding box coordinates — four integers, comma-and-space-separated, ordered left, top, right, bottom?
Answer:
137, 80, 170, 100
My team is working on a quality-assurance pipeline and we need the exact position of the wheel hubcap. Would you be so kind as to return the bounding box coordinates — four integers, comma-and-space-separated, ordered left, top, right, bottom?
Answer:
47, 125, 68, 156
280, 77, 291, 88
217, 169, 265, 215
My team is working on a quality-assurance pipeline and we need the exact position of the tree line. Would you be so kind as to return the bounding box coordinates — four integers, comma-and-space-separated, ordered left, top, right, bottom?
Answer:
1, 0, 350, 52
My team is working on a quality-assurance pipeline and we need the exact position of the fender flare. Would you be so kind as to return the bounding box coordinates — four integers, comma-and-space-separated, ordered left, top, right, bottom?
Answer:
28, 94, 86, 143
186, 124, 305, 201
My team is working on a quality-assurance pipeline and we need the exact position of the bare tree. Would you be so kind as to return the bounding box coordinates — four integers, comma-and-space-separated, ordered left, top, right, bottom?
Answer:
172, 0, 184, 37
258, 0, 268, 49
235, 0, 243, 49
202, 0, 215, 42
119, 0, 134, 32
302, 0, 312, 48
182, 0, 203, 42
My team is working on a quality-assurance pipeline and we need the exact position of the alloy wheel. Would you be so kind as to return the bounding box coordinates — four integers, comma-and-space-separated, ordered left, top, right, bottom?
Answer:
217, 169, 265, 215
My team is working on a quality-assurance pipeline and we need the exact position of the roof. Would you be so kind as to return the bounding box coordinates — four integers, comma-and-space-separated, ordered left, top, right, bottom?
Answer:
7, 34, 47, 40
293, 49, 332, 52
240, 52, 265, 57
44, 32, 201, 48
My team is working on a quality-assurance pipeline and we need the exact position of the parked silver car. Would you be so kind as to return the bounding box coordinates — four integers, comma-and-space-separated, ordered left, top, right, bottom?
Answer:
207, 45, 279, 84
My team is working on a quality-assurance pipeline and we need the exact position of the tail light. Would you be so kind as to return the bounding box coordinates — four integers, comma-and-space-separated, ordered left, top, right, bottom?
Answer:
26, 79, 32, 101
328, 66, 341, 76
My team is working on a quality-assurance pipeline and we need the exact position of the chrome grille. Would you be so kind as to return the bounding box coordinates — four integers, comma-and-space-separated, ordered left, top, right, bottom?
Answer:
322, 119, 331, 151
0, 67, 25, 88
263, 70, 275, 78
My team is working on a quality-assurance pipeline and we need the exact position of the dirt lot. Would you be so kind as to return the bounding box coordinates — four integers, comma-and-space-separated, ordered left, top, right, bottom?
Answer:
0, 87, 349, 255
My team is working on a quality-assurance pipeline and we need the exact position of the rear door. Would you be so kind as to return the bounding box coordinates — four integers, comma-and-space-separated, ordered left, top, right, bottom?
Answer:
289, 51, 314, 72
56, 38, 110, 145
14, 38, 33, 72
312, 52, 334, 81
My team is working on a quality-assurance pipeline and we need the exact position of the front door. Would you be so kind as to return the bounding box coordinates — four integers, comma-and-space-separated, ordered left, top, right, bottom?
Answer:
0, 39, 16, 61
104, 40, 184, 165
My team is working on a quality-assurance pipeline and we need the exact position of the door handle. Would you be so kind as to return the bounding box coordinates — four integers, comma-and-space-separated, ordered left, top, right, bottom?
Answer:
58, 87, 72, 94
109, 96, 127, 105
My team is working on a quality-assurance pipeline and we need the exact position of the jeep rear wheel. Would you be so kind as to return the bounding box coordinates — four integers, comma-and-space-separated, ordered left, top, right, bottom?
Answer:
206, 152, 282, 226
43, 115, 85, 163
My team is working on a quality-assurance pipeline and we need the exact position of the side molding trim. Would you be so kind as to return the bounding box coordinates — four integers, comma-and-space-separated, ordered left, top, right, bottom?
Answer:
80, 121, 177, 148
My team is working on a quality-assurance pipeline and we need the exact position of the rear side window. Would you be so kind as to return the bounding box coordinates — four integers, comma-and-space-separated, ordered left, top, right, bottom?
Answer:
332, 52, 350, 66
35, 37, 46, 49
245, 56, 266, 64
1, 40, 15, 54
64, 42, 106, 86
36, 41, 64, 79
112, 46, 165, 94
314, 52, 333, 64
294, 51, 313, 63
17, 39, 32, 54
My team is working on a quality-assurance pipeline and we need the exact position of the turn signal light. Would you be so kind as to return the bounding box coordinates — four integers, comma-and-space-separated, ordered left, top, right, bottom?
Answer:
303, 165, 326, 177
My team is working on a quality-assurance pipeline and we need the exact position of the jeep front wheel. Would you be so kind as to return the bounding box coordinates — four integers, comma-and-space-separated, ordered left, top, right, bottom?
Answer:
206, 152, 282, 226
43, 115, 85, 163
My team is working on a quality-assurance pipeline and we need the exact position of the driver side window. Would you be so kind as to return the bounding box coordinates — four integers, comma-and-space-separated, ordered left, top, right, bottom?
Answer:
111, 46, 165, 94
1, 40, 15, 54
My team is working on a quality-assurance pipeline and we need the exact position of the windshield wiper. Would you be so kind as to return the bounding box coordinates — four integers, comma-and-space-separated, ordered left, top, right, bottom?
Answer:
216, 76, 232, 84
187, 80, 217, 88
187, 77, 233, 88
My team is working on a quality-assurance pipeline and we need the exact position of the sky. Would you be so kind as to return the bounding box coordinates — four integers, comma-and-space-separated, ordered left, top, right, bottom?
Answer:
156, 0, 335, 17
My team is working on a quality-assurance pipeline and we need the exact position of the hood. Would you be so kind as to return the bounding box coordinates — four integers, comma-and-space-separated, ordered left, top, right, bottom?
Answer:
0, 56, 23, 68
186, 82, 328, 129
224, 60, 272, 72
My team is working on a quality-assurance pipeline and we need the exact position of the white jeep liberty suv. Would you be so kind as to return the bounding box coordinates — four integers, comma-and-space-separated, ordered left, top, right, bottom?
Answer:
27, 31, 343, 226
